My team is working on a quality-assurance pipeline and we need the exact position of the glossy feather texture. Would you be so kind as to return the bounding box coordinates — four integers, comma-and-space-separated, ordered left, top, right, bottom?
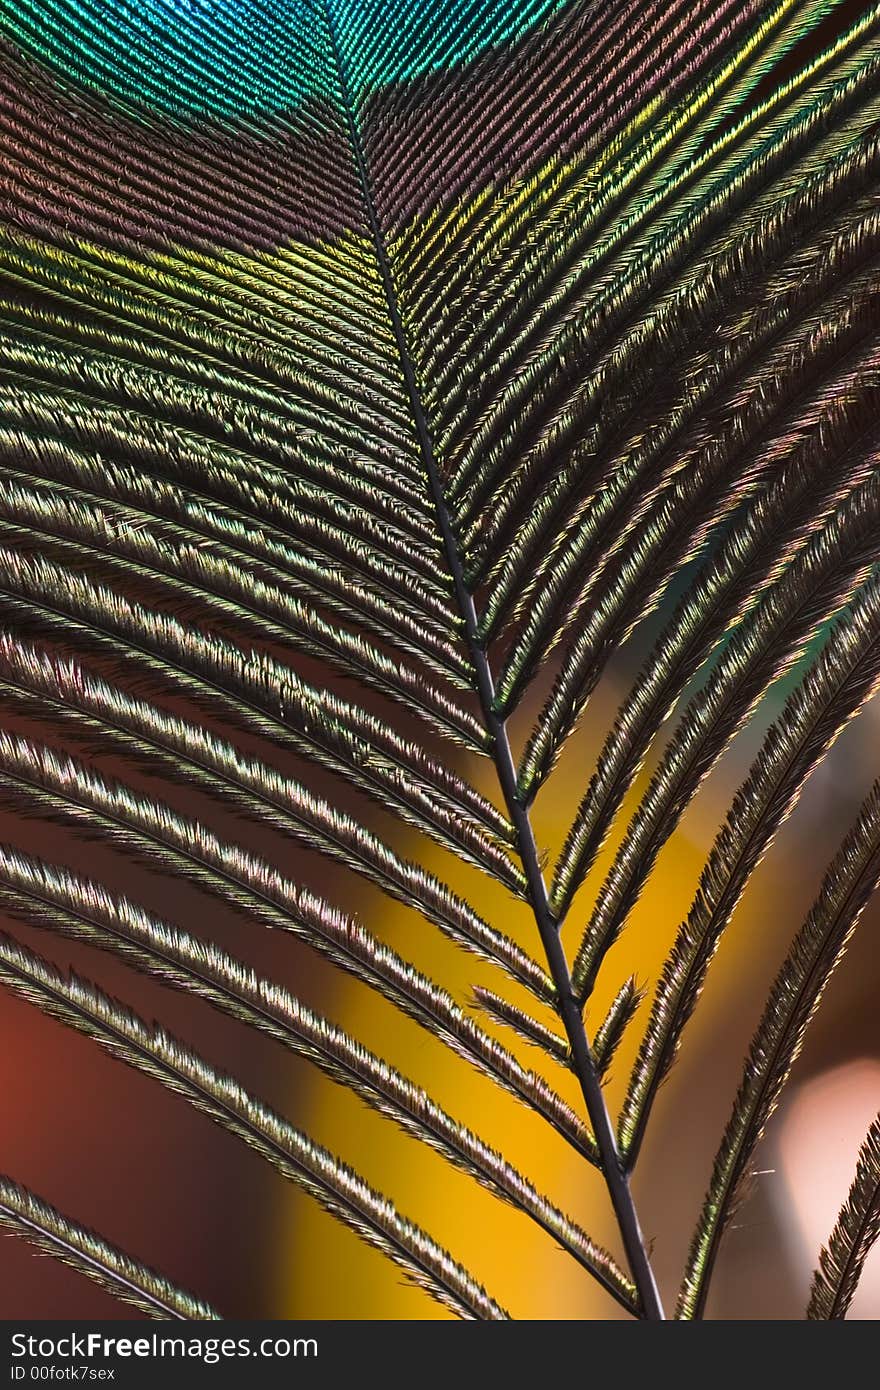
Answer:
0, 0, 878, 1320
808, 1113, 880, 1319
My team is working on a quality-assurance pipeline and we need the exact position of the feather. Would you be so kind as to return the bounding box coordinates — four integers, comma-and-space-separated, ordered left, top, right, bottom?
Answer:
0, 397, 467, 680
472, 987, 571, 1066
512, 207, 880, 788
422, 4, 877, 454
0, 729, 541, 994
0, 930, 508, 1321
0, 620, 521, 896
590, 977, 645, 1081
620, 573, 880, 1162
416, 0, 815, 415
3, 0, 879, 1322
0, 672, 524, 914
0, 846, 633, 1308
551, 361, 880, 918
572, 466, 880, 998
0, 363, 459, 632
0, 1176, 219, 1320
677, 782, 880, 1319
450, 55, 880, 571
0, 716, 591, 1157
0, 570, 517, 887
0, 469, 486, 750
807, 1114, 880, 1320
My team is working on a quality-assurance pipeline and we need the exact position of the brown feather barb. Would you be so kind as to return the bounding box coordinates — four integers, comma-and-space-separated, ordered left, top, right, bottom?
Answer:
0, 1178, 219, 1320
808, 1114, 880, 1320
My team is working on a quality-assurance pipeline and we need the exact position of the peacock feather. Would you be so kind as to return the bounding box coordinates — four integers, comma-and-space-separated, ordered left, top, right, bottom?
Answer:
0, 0, 878, 1320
